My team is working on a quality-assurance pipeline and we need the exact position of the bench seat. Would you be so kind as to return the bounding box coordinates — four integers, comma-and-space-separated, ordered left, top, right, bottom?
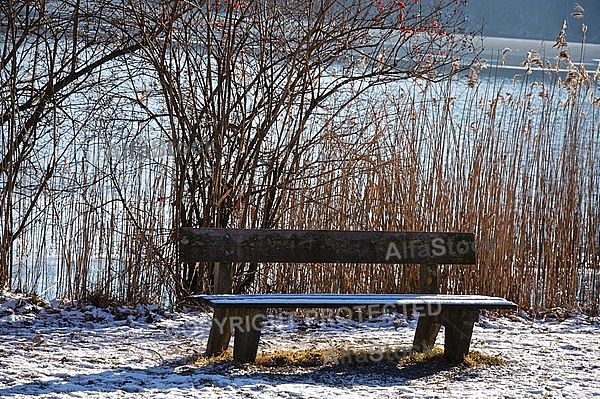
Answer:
192, 293, 517, 310
191, 293, 517, 363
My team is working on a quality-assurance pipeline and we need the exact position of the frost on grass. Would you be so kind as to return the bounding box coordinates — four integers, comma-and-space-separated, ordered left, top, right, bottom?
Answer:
0, 292, 599, 399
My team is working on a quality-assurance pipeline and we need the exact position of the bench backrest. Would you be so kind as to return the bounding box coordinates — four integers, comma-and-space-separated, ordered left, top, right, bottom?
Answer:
180, 228, 476, 264
180, 228, 477, 293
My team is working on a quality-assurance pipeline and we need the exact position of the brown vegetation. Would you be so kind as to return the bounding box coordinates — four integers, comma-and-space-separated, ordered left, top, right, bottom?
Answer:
1, 1, 598, 314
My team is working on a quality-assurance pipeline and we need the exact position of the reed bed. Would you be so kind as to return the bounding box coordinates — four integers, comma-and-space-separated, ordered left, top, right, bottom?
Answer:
4, 43, 600, 315
266, 55, 600, 314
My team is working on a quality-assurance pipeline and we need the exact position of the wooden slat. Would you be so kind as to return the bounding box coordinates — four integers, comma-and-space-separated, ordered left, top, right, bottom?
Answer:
190, 293, 518, 309
180, 228, 476, 264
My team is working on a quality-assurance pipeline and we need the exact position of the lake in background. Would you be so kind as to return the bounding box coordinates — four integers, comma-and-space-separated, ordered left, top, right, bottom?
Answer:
9, 34, 600, 306
480, 36, 600, 75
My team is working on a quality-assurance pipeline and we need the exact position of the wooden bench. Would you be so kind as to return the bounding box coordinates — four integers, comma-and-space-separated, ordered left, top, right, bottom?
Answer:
180, 228, 517, 363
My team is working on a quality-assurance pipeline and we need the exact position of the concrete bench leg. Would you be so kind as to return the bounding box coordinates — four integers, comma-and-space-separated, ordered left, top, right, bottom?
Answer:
233, 308, 265, 363
205, 307, 233, 357
413, 314, 441, 353
442, 308, 480, 361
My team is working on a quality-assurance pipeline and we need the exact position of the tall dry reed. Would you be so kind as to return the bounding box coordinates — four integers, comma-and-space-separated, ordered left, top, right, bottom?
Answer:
5, 31, 600, 315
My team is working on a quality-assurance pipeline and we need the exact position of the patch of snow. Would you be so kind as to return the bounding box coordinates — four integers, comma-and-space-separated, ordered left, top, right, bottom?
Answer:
0, 291, 599, 398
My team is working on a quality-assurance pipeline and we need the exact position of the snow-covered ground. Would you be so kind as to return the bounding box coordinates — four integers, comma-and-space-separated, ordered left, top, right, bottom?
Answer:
0, 292, 599, 398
